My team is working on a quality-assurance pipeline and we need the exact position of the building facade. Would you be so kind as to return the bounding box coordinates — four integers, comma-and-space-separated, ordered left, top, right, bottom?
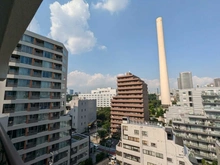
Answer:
70, 133, 89, 164
214, 78, 220, 87
66, 96, 97, 133
110, 72, 149, 135
178, 72, 193, 89
116, 118, 192, 165
171, 87, 220, 162
0, 30, 72, 165
79, 87, 116, 107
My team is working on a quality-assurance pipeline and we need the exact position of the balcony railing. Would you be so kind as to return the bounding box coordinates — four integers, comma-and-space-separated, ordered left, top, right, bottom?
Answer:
3, 108, 15, 113
51, 96, 61, 99
49, 136, 59, 142
51, 106, 60, 109
32, 73, 41, 77
6, 83, 18, 87
9, 58, 20, 63
27, 118, 38, 123
50, 116, 59, 120
49, 147, 59, 152
26, 142, 36, 149
29, 107, 39, 111
52, 86, 61, 89
50, 126, 60, 131
8, 70, 19, 75
30, 95, 40, 99
24, 155, 35, 162
5, 95, 16, 100
31, 84, 41, 88
27, 130, 38, 136
0, 123, 24, 165
33, 63, 42, 67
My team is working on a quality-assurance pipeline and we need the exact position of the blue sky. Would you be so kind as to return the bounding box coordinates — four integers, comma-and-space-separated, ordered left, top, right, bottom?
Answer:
29, 0, 220, 92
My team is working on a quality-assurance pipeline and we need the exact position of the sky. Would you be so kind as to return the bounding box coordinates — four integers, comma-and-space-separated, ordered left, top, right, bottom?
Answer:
28, 0, 220, 93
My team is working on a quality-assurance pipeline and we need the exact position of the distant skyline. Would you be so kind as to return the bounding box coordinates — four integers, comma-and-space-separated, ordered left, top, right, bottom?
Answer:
29, 0, 220, 92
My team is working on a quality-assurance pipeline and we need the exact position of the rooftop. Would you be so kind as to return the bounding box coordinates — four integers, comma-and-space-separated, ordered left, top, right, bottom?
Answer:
72, 133, 88, 143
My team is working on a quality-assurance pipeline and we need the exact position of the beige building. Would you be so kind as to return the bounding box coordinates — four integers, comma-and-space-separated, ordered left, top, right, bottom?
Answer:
116, 118, 192, 165
110, 72, 149, 135
66, 96, 96, 133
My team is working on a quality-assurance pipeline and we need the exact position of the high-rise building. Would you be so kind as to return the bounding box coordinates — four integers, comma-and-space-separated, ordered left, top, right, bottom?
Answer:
66, 96, 97, 133
78, 87, 116, 107
214, 78, 220, 87
116, 117, 192, 165
178, 72, 193, 89
110, 72, 149, 135
0, 30, 72, 165
156, 17, 171, 107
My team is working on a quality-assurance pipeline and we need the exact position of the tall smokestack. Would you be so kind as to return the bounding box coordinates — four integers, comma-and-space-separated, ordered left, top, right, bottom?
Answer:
156, 17, 171, 106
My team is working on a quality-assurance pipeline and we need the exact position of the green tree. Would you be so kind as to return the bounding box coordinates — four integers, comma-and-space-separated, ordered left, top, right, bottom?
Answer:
97, 129, 107, 140
79, 158, 93, 165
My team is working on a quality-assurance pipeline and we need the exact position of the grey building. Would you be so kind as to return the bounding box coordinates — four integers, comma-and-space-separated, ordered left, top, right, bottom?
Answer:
178, 72, 193, 89
0, 30, 72, 165
214, 78, 220, 87
170, 87, 220, 163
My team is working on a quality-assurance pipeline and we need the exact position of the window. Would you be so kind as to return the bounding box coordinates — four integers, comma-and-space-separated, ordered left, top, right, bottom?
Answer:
179, 161, 185, 165
44, 42, 54, 50
18, 79, 30, 87
43, 51, 52, 58
134, 130, 139, 135
167, 158, 172, 162
22, 35, 34, 43
123, 126, 128, 131
142, 140, 148, 145
143, 149, 155, 156
42, 71, 52, 78
19, 68, 30, 76
21, 45, 32, 54
41, 81, 51, 88
20, 56, 32, 65
42, 61, 52, 68
147, 163, 156, 165
190, 103, 193, 107
156, 152, 163, 159
151, 143, 156, 147
188, 91, 192, 96
142, 131, 147, 136
123, 144, 140, 152
128, 136, 139, 142
123, 153, 140, 162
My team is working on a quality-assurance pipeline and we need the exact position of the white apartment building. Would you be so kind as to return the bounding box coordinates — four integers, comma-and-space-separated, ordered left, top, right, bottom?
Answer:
70, 133, 89, 164
66, 96, 96, 133
116, 118, 192, 165
79, 87, 116, 107
165, 87, 220, 163
0, 30, 72, 165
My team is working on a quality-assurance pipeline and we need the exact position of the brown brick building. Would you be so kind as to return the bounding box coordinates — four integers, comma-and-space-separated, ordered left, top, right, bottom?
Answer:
110, 72, 149, 134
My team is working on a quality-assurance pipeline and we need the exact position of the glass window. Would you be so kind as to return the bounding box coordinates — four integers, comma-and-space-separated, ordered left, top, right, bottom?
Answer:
21, 45, 32, 54
15, 103, 28, 112
16, 91, 28, 99
17, 79, 30, 87
142, 131, 148, 136
44, 42, 54, 50
42, 61, 52, 68
19, 68, 30, 76
42, 71, 52, 78
22, 34, 34, 43
40, 92, 50, 98
134, 130, 139, 135
13, 116, 26, 124
41, 81, 51, 88
39, 102, 50, 109
20, 56, 32, 65
43, 51, 52, 58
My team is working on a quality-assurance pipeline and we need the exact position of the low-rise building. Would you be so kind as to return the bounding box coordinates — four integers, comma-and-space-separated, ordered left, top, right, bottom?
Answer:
66, 96, 96, 133
79, 87, 116, 107
116, 117, 192, 165
70, 133, 89, 164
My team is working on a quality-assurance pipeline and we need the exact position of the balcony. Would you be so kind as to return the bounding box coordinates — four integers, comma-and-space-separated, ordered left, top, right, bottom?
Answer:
31, 84, 41, 88
111, 107, 144, 113
49, 136, 59, 142
202, 93, 219, 97
110, 111, 144, 117
111, 120, 121, 124
117, 90, 143, 94
52, 86, 61, 89
34, 51, 43, 57
6, 82, 17, 87
50, 125, 60, 131
5, 95, 16, 100
114, 95, 143, 99
51, 96, 61, 99
8, 70, 18, 75
24, 155, 35, 163
30, 95, 40, 99
32, 73, 41, 77
50, 116, 59, 120
9, 58, 20, 63
111, 103, 144, 108
117, 78, 140, 82
49, 147, 59, 152
27, 118, 38, 124
26, 142, 36, 149
27, 130, 38, 136
51, 106, 60, 109
29, 107, 39, 111
117, 81, 142, 86
111, 99, 143, 103
3, 108, 15, 113
33, 62, 42, 67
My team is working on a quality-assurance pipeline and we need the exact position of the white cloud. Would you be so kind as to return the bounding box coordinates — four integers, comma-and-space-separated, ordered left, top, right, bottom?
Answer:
98, 45, 107, 50
27, 17, 40, 33
193, 76, 213, 87
49, 0, 96, 55
68, 71, 214, 93
93, 0, 129, 14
